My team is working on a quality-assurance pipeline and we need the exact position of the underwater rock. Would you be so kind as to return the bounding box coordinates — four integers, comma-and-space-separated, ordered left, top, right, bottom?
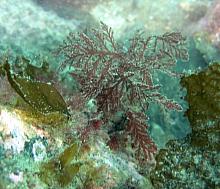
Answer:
181, 63, 220, 147
193, 32, 220, 63
32, 0, 105, 12
150, 62, 220, 188
0, 0, 77, 57
24, 137, 48, 162
0, 108, 27, 154
202, 0, 220, 49
179, 2, 208, 23
9, 171, 24, 184
192, 0, 220, 62
150, 135, 220, 189
91, 0, 211, 40
88, 141, 154, 189
181, 63, 220, 128
32, 0, 104, 23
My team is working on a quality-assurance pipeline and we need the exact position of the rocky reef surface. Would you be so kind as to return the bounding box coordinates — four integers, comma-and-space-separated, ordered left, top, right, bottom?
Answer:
1, 0, 220, 188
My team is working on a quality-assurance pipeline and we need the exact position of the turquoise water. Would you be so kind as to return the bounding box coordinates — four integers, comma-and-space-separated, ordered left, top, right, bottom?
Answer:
0, 0, 219, 188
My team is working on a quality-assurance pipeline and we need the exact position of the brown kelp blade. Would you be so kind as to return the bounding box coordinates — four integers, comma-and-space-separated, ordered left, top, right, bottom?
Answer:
14, 77, 70, 116
2, 57, 70, 117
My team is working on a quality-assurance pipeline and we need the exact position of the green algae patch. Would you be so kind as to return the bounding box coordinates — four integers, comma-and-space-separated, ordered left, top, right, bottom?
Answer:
39, 143, 82, 187
38, 142, 114, 188
59, 143, 79, 167
181, 63, 220, 130
181, 63, 220, 150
